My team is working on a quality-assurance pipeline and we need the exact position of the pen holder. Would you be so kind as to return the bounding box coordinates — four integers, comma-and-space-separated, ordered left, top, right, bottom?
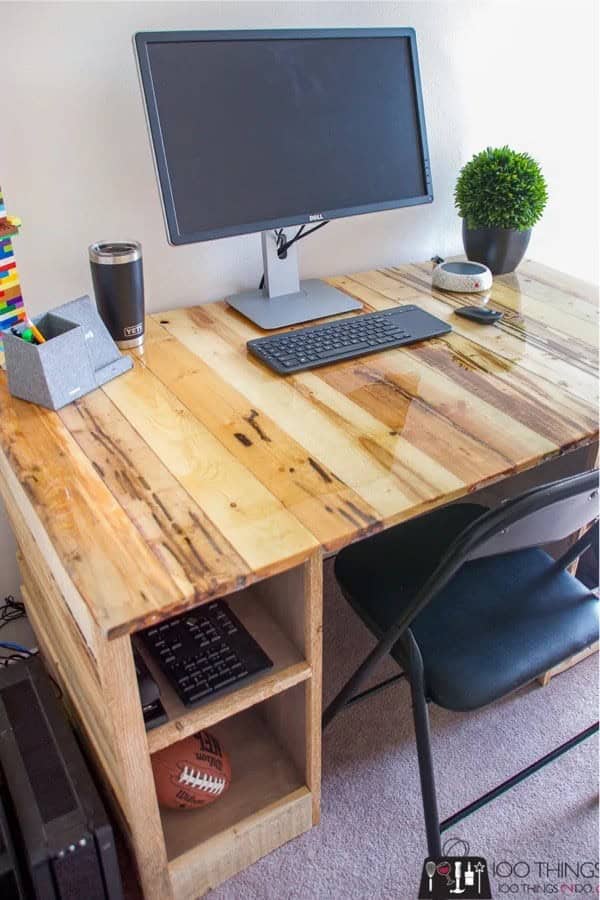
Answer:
4, 296, 133, 410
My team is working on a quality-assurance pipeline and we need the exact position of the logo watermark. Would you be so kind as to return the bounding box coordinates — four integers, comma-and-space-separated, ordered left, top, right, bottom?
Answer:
417, 836, 600, 898
418, 837, 492, 898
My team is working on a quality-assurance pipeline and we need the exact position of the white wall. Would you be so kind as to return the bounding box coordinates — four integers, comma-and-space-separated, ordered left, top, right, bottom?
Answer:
0, 0, 597, 597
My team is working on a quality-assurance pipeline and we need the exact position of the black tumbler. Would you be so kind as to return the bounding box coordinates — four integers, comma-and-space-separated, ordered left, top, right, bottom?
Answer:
89, 241, 145, 349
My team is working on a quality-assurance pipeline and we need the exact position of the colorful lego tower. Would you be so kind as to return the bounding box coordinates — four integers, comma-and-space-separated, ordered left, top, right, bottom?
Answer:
0, 185, 27, 358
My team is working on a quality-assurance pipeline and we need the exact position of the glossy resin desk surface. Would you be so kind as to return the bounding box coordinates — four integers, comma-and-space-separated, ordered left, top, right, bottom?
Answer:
0, 259, 597, 638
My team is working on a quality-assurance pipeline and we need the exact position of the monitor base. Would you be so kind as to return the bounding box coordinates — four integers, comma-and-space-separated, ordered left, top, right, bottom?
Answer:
227, 279, 362, 330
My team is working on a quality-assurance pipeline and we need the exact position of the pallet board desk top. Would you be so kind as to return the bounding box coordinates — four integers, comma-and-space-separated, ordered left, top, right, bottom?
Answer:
0, 259, 597, 639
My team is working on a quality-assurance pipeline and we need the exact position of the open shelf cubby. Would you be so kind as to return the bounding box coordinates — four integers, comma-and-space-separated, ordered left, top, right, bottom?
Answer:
146, 557, 323, 898
162, 686, 315, 896
138, 565, 316, 755
160, 702, 306, 861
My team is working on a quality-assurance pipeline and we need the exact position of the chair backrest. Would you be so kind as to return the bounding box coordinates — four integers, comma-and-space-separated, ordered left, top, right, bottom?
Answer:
466, 468, 599, 560
397, 468, 599, 635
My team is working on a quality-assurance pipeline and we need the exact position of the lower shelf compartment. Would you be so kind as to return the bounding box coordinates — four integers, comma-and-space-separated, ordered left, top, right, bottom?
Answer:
158, 704, 307, 862
167, 785, 312, 900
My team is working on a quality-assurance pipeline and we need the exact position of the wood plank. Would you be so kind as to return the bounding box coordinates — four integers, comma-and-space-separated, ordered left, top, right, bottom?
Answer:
60, 391, 252, 603
349, 264, 599, 375
0, 379, 184, 639
168, 788, 312, 900
0, 466, 100, 657
97, 634, 173, 900
413, 258, 599, 321
102, 353, 318, 573
207, 290, 586, 453
476, 272, 598, 328
140, 317, 381, 550
305, 552, 323, 824
518, 259, 598, 306
317, 355, 545, 478
250, 553, 323, 823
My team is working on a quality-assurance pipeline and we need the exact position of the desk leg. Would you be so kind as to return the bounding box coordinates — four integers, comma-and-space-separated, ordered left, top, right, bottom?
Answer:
306, 551, 323, 824
538, 440, 599, 687
97, 636, 173, 900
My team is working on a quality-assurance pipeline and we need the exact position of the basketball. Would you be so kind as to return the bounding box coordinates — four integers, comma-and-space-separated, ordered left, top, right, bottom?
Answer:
151, 730, 231, 810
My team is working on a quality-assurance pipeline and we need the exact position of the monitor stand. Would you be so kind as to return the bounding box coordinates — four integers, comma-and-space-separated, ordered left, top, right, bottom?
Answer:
226, 230, 362, 329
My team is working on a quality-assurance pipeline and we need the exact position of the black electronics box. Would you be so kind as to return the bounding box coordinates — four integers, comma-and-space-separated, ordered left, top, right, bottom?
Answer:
0, 785, 25, 899
0, 657, 123, 899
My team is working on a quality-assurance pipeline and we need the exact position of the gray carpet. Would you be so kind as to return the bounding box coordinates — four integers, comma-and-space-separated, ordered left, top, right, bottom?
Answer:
209, 558, 599, 900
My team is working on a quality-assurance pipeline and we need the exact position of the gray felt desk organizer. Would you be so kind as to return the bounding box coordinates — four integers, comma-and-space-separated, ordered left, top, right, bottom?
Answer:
4, 295, 133, 410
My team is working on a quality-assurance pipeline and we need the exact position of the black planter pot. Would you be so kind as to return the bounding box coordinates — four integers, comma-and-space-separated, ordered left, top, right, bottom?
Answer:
462, 221, 531, 275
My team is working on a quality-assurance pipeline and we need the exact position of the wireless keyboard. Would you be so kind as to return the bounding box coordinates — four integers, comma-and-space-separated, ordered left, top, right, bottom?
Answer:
137, 601, 273, 708
247, 304, 452, 374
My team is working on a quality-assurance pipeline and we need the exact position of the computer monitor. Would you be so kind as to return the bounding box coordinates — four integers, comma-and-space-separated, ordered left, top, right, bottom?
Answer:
135, 29, 432, 328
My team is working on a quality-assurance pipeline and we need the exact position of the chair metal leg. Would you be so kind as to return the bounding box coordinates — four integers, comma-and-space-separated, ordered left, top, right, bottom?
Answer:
323, 624, 443, 856
322, 623, 405, 730
554, 520, 598, 573
403, 632, 442, 858
345, 672, 406, 709
440, 720, 599, 833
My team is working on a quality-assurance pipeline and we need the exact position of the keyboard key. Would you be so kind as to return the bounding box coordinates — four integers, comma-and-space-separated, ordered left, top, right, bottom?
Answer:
212, 674, 237, 689
188, 686, 213, 702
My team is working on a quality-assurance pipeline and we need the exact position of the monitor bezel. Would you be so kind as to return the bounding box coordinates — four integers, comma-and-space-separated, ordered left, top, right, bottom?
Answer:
134, 28, 433, 246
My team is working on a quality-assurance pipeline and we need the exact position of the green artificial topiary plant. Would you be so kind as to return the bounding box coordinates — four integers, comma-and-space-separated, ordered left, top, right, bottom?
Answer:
454, 146, 548, 231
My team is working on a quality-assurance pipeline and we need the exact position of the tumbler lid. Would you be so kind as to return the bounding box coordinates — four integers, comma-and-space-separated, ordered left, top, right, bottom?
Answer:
89, 241, 142, 265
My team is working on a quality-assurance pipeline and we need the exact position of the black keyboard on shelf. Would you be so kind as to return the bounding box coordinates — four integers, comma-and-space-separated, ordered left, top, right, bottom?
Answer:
247, 304, 452, 374
137, 601, 273, 708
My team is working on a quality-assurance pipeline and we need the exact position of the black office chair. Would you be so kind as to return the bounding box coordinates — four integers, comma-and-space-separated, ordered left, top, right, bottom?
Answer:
323, 469, 599, 856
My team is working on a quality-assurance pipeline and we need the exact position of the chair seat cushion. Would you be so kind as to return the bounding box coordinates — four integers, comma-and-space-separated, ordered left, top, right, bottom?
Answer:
335, 504, 599, 711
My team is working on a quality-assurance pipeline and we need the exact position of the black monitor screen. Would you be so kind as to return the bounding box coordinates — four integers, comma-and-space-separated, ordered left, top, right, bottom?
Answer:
137, 31, 431, 243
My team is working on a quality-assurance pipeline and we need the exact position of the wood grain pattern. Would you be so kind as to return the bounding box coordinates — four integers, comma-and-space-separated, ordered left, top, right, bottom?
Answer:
0, 379, 185, 638
0, 452, 100, 656
251, 554, 323, 823
141, 317, 381, 549
97, 634, 173, 900
168, 787, 312, 900
60, 391, 253, 602
102, 350, 318, 569
0, 260, 597, 638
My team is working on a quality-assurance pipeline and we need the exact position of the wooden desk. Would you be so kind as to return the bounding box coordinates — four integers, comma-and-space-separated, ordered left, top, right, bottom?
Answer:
0, 259, 597, 898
